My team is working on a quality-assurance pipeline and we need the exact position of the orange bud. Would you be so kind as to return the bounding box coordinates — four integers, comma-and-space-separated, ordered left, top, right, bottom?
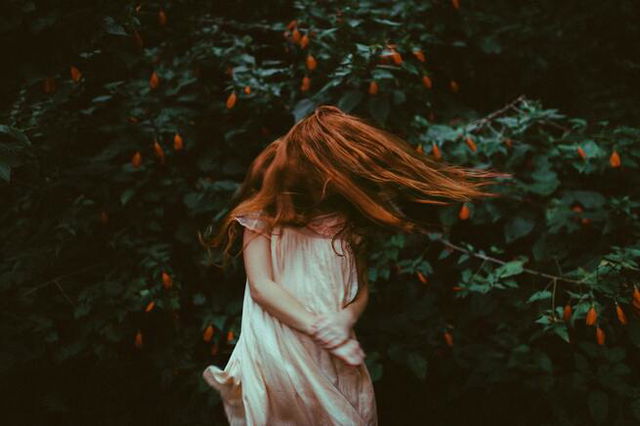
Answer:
432, 143, 442, 160
368, 80, 378, 95
42, 76, 57, 94
465, 136, 477, 152
70, 65, 82, 83
616, 303, 628, 325
203, 324, 215, 342
458, 204, 470, 220
450, 80, 459, 93
609, 150, 621, 168
413, 50, 426, 62
416, 144, 423, 153
451, 286, 462, 291
145, 301, 155, 312
286, 19, 297, 30
153, 140, 165, 164
300, 75, 311, 91
585, 306, 597, 326
563, 304, 573, 322
162, 271, 173, 290
243, 85, 251, 95
451, 0, 460, 9
443, 331, 454, 347
571, 204, 583, 213
596, 326, 605, 345
149, 71, 160, 89
173, 133, 184, 150
226, 330, 235, 343
422, 75, 432, 89
158, 8, 167, 26
291, 28, 301, 43
417, 271, 428, 284
226, 91, 237, 109
300, 34, 309, 49
128, 116, 139, 124
503, 138, 513, 148
133, 30, 144, 49
391, 51, 403, 65
306, 54, 317, 70
135, 4, 142, 14
99, 211, 109, 225
633, 286, 640, 305
131, 151, 142, 168
135, 330, 143, 348
577, 146, 587, 160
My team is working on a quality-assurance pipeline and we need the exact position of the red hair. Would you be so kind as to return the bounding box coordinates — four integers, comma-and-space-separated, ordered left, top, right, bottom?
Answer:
199, 105, 512, 283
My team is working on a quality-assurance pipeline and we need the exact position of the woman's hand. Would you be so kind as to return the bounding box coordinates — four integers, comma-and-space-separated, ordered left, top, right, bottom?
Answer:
309, 309, 355, 349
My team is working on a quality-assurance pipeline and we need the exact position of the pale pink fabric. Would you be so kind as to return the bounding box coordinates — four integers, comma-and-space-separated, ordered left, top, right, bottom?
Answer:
202, 211, 378, 425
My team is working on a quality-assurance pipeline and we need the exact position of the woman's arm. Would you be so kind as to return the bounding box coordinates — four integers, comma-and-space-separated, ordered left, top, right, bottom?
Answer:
341, 243, 370, 327
241, 227, 319, 335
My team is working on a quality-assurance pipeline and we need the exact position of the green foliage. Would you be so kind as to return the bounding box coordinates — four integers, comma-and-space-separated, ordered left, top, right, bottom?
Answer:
2, 0, 640, 424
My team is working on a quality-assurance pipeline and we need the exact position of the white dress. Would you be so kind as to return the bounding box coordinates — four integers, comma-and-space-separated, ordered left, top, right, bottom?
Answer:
202, 211, 378, 425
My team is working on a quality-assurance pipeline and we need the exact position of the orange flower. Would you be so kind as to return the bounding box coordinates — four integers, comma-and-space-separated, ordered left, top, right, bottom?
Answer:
571, 204, 583, 213
306, 54, 317, 70
226, 91, 237, 109
70, 65, 82, 83
300, 75, 311, 91
162, 271, 173, 290
609, 150, 621, 168
596, 326, 605, 345
300, 34, 309, 49
210, 341, 219, 355
243, 85, 251, 95
158, 8, 167, 26
616, 303, 628, 325
450, 80, 459, 93
368, 80, 378, 95
431, 143, 442, 160
443, 331, 454, 347
458, 203, 470, 220
145, 301, 155, 312
417, 271, 428, 284
465, 136, 477, 152
226, 330, 235, 343
563, 304, 573, 322
451, 0, 460, 9
99, 211, 109, 225
585, 306, 597, 326
577, 146, 587, 160
149, 71, 160, 89
391, 51, 403, 65
286, 19, 297, 30
203, 325, 215, 342
135, 330, 143, 349
131, 151, 142, 168
173, 133, 184, 150
633, 286, 640, 306
451, 286, 462, 291
413, 49, 426, 62
416, 144, 423, 153
153, 139, 165, 164
422, 75, 432, 89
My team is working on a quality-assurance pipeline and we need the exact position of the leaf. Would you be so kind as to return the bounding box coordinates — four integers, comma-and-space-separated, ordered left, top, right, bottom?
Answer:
504, 216, 535, 243
406, 352, 427, 380
103, 16, 127, 36
368, 96, 389, 124
292, 99, 316, 123
527, 290, 552, 303
494, 259, 525, 278
588, 389, 608, 424
337, 90, 364, 113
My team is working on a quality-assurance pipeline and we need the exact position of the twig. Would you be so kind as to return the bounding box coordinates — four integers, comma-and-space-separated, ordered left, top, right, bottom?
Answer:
465, 95, 527, 134
54, 279, 77, 307
22, 263, 105, 297
433, 235, 586, 285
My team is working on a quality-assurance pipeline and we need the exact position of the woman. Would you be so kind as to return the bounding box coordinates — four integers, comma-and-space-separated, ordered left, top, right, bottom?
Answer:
200, 105, 510, 425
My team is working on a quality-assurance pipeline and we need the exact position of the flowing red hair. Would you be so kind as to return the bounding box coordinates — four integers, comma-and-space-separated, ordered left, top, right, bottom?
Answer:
199, 105, 512, 284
